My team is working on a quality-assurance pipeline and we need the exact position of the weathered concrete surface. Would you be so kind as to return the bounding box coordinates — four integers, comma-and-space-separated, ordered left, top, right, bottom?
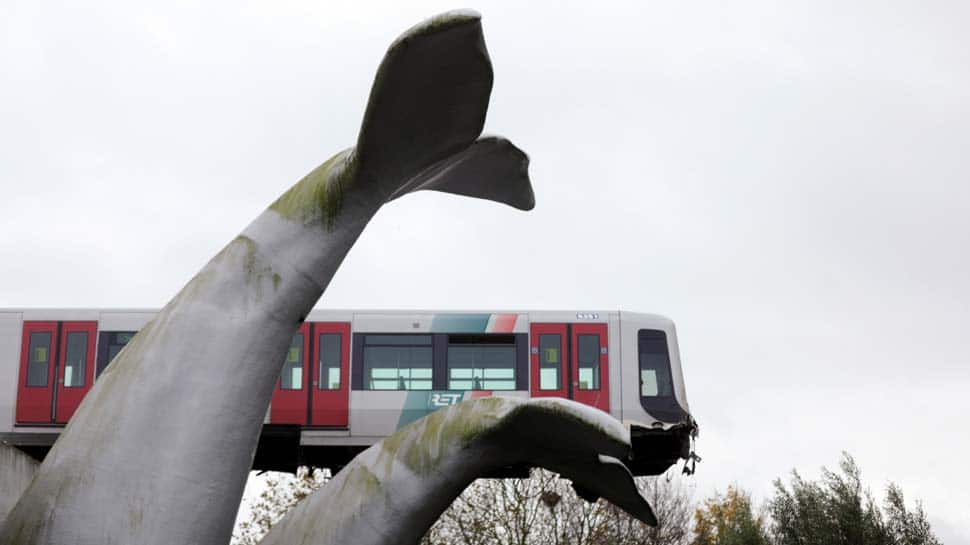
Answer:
0, 445, 37, 526
258, 397, 656, 545
0, 10, 532, 545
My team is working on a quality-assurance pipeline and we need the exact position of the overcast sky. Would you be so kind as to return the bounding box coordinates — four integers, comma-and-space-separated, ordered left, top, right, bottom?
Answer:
2, 1, 968, 542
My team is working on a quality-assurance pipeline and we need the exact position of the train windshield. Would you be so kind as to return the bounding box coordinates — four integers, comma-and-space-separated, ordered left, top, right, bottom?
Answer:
638, 329, 673, 398
637, 329, 686, 422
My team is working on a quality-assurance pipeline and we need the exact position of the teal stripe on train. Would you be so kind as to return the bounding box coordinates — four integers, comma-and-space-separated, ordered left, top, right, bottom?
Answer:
396, 391, 474, 429
396, 315, 497, 429
430, 314, 490, 332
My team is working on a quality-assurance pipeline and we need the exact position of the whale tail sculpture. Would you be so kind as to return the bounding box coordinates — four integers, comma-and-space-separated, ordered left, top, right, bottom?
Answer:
0, 11, 655, 545
354, 12, 534, 210
256, 397, 658, 545
269, 10, 534, 236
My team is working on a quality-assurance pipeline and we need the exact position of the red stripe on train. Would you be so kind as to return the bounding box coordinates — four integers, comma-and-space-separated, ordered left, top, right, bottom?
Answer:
492, 314, 517, 333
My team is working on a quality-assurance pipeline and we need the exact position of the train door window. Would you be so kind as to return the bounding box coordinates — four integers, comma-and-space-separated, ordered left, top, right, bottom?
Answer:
97, 331, 136, 378
447, 334, 516, 390
270, 323, 310, 424
17, 322, 58, 424
26, 331, 52, 387
569, 323, 609, 412
638, 329, 673, 397
280, 332, 305, 390
576, 334, 600, 390
310, 322, 350, 427
362, 335, 432, 390
318, 333, 341, 390
62, 331, 88, 387
54, 321, 97, 423
538, 334, 561, 390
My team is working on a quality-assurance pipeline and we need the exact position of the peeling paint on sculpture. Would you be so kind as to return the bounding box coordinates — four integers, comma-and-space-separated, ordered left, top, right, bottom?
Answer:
0, 11, 533, 545
258, 397, 657, 545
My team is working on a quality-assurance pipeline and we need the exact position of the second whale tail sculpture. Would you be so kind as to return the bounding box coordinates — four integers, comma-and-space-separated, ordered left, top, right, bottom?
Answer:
1, 11, 533, 545
257, 397, 658, 545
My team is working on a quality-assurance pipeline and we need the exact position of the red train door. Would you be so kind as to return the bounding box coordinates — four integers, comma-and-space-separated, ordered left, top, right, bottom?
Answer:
309, 322, 350, 427
530, 323, 568, 399
54, 321, 98, 423
270, 323, 311, 424
16, 321, 58, 423
570, 323, 609, 413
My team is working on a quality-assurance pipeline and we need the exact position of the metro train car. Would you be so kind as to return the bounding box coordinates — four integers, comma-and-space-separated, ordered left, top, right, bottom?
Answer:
0, 308, 697, 476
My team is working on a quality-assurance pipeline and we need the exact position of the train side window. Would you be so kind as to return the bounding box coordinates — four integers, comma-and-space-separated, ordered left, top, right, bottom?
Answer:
638, 329, 673, 397
538, 334, 561, 390
63, 332, 88, 388
318, 333, 341, 390
363, 334, 432, 390
447, 334, 515, 390
280, 333, 304, 390
97, 331, 136, 378
577, 334, 600, 390
26, 331, 52, 387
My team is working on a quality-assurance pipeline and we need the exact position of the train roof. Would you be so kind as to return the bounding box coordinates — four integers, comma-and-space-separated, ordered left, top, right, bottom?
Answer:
0, 308, 674, 325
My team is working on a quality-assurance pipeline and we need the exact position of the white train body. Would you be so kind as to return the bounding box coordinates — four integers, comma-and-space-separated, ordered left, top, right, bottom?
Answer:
0, 308, 696, 475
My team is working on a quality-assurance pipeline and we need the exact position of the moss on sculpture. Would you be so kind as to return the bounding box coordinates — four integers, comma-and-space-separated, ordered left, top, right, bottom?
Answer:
269, 149, 357, 229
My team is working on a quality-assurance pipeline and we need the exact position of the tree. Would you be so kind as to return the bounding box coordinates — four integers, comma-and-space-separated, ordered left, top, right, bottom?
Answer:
235, 453, 945, 545
691, 486, 769, 545
426, 469, 694, 545
425, 471, 556, 545
593, 476, 694, 545
233, 467, 694, 545
883, 484, 942, 545
767, 452, 942, 545
232, 467, 330, 545
769, 453, 886, 545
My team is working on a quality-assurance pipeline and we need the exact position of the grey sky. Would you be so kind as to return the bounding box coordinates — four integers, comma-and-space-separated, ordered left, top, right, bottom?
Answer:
2, 1, 968, 542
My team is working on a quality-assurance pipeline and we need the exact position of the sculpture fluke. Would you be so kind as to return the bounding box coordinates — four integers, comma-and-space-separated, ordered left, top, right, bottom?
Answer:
1, 11, 532, 545
257, 397, 656, 545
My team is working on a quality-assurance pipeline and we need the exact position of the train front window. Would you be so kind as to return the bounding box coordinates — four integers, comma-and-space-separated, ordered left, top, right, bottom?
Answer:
577, 334, 600, 390
62, 332, 88, 388
538, 334, 561, 390
363, 334, 432, 390
280, 333, 304, 390
318, 333, 341, 390
26, 331, 51, 387
447, 334, 515, 390
638, 329, 673, 397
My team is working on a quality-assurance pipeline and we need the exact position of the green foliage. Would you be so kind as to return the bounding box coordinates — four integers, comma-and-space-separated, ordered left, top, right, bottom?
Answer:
691, 486, 770, 545
883, 484, 942, 545
767, 453, 941, 545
